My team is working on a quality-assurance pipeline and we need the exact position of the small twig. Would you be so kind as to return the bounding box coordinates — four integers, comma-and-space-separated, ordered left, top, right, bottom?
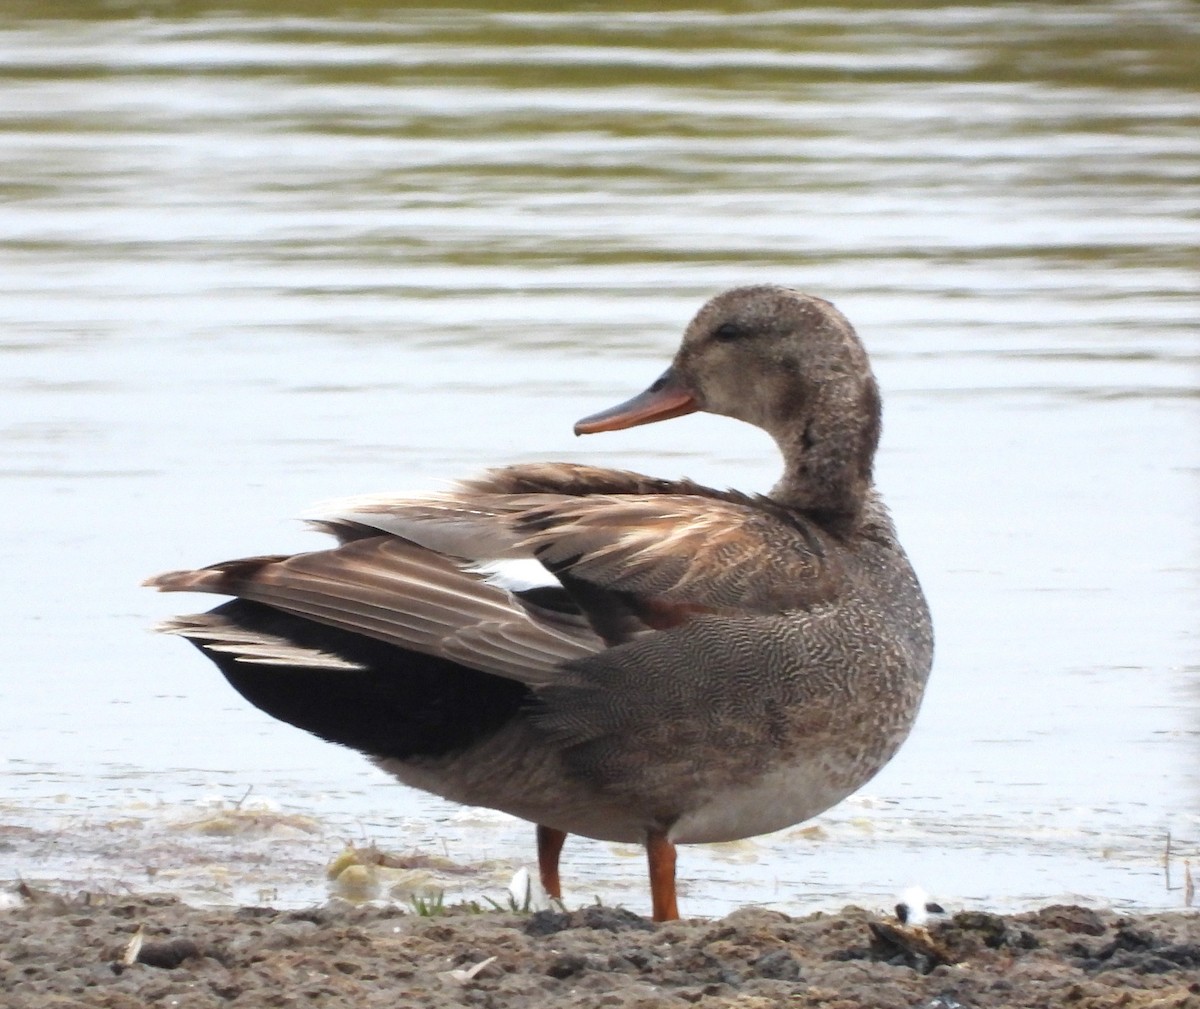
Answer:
1164, 831, 1173, 890
121, 925, 145, 966
441, 956, 497, 984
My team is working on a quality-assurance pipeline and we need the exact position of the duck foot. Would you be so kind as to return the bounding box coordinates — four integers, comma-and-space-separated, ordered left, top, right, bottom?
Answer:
536, 824, 567, 900
646, 830, 679, 921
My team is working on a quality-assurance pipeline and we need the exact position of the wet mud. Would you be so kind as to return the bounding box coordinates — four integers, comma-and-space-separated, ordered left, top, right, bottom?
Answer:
3, 885, 1199, 1008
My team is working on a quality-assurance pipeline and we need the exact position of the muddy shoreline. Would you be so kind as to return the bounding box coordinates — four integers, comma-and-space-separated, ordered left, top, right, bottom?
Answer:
4, 883, 1198, 1008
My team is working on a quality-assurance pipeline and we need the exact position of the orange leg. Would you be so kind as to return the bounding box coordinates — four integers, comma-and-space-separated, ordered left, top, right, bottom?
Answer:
646, 829, 680, 922
536, 824, 567, 900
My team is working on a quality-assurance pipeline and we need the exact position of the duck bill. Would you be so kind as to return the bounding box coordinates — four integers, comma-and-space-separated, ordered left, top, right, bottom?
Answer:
574, 367, 699, 435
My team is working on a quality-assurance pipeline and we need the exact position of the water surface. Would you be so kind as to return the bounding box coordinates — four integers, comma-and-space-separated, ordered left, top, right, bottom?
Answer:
1, 2, 1198, 917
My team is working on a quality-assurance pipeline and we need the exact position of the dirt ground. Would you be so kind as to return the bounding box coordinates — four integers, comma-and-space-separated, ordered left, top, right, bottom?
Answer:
3, 883, 1199, 1009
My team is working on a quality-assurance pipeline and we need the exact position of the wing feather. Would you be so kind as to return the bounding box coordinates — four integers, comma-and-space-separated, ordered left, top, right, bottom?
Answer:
317, 464, 841, 614
147, 537, 603, 684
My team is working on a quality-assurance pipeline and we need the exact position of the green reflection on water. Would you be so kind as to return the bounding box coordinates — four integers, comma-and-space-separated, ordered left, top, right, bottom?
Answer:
4, 2, 1198, 92
0, 2, 1195, 289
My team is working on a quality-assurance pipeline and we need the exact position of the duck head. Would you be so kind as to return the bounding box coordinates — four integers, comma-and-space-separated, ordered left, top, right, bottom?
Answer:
575, 285, 882, 520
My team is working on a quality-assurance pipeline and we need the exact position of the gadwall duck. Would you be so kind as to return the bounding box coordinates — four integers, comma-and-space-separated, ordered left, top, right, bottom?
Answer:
146, 285, 933, 921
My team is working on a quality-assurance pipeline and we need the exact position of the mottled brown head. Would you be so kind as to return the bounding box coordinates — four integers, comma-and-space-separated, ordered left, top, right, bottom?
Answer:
576, 285, 882, 521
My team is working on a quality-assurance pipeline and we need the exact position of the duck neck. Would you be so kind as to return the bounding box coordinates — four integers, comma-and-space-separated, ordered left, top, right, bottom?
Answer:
767, 377, 881, 525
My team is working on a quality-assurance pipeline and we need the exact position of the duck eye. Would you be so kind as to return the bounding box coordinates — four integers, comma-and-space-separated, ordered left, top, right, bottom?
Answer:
712, 322, 747, 342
